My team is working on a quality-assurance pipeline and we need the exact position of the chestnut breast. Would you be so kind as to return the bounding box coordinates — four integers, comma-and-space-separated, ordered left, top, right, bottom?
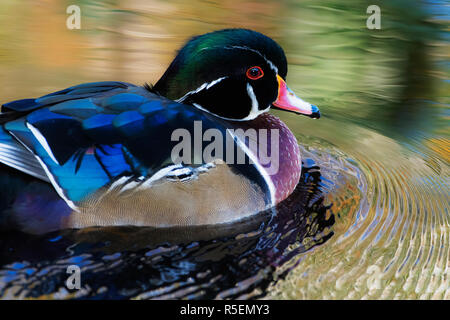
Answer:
229, 113, 301, 204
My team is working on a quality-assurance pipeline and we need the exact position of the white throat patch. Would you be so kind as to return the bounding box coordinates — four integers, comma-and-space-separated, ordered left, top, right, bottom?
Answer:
239, 83, 269, 121
186, 83, 269, 122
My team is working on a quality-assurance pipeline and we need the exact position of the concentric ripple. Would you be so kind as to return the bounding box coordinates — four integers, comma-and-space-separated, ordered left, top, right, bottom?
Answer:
268, 134, 449, 300
0, 147, 349, 299
0, 0, 448, 300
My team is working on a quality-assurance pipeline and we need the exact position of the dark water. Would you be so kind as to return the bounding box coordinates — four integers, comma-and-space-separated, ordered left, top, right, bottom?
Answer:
0, 0, 448, 299
0, 149, 339, 299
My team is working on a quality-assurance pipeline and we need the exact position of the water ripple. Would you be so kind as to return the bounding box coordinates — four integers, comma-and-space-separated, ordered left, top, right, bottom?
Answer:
269, 138, 449, 299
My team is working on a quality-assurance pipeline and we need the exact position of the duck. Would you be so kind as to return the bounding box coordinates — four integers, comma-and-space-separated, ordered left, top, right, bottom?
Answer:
0, 28, 320, 234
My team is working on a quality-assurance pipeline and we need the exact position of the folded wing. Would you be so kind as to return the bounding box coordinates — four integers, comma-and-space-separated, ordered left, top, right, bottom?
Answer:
0, 82, 270, 215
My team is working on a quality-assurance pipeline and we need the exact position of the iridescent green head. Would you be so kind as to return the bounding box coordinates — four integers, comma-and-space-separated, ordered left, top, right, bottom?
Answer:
153, 29, 319, 121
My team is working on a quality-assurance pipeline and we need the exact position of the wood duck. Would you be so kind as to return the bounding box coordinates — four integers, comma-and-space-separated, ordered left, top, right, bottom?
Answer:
0, 29, 320, 234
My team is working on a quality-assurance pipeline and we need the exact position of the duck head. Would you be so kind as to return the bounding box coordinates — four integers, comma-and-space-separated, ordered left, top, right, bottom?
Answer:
153, 29, 320, 121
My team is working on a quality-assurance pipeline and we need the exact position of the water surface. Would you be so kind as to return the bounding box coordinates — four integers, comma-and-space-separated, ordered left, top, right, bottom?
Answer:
0, 0, 448, 299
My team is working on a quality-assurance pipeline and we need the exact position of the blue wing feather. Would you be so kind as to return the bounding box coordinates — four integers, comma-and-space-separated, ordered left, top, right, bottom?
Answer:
26, 108, 91, 165
82, 114, 120, 143
2, 99, 40, 112
1, 81, 135, 114
1, 81, 235, 207
49, 99, 102, 119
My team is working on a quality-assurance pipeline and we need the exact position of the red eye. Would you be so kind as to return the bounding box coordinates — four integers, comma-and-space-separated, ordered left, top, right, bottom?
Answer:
246, 66, 264, 80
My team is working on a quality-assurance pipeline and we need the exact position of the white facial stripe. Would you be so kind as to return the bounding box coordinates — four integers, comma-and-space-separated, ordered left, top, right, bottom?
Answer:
176, 76, 227, 103
192, 102, 269, 122
247, 83, 258, 113
191, 103, 224, 120
198, 45, 279, 73
239, 84, 270, 121
176, 45, 279, 121
206, 77, 225, 89
241, 84, 262, 121
192, 83, 270, 121
225, 45, 278, 73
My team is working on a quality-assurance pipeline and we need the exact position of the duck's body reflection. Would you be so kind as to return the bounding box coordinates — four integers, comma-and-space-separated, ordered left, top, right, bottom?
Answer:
0, 156, 334, 299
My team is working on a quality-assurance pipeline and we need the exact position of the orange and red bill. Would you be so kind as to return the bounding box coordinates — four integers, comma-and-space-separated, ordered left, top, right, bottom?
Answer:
272, 75, 320, 119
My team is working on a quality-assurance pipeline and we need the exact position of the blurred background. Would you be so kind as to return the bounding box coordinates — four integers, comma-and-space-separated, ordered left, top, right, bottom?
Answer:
0, 0, 448, 299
